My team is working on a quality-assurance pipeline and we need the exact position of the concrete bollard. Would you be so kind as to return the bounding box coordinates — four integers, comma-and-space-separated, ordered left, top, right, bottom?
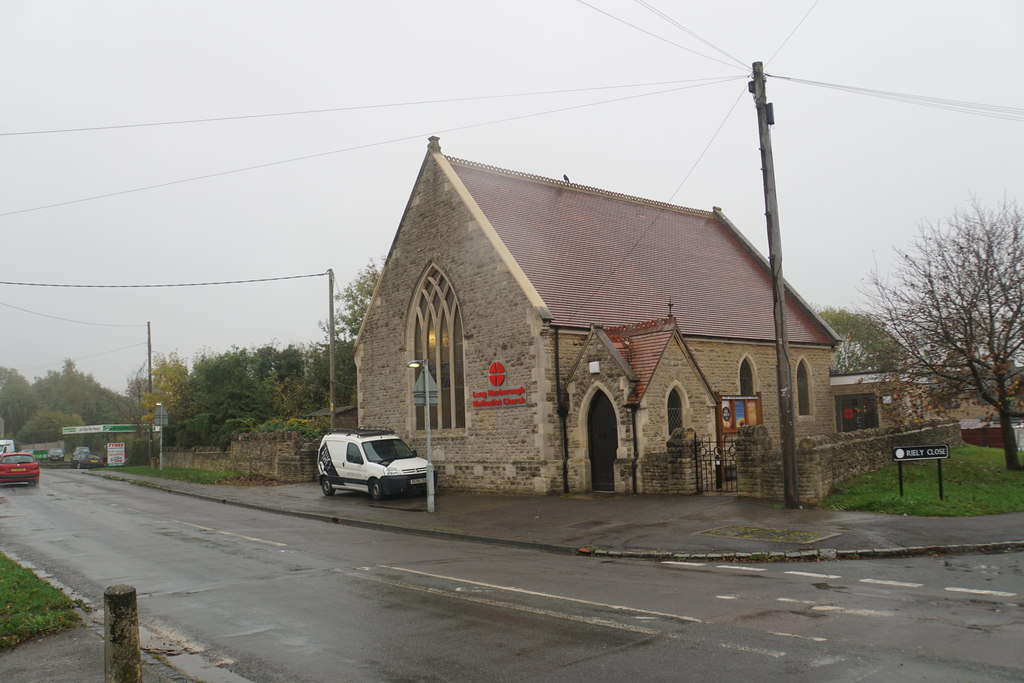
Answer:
104, 584, 142, 683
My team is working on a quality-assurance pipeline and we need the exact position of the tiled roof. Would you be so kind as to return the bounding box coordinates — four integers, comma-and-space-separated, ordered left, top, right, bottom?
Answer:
605, 318, 677, 402
447, 157, 835, 346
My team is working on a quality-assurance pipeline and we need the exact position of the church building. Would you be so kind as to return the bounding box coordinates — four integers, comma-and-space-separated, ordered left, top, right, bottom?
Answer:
355, 137, 839, 495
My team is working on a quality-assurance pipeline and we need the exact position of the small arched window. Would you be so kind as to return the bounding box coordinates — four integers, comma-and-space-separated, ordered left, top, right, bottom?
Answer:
412, 266, 465, 429
797, 360, 811, 416
667, 389, 683, 436
739, 358, 754, 395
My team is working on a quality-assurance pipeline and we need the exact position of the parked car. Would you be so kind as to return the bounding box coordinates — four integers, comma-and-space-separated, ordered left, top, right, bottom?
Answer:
71, 451, 103, 469
0, 453, 40, 486
48, 448, 65, 462
317, 428, 429, 500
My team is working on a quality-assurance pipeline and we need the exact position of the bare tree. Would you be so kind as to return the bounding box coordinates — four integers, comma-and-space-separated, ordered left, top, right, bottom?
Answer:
868, 200, 1023, 470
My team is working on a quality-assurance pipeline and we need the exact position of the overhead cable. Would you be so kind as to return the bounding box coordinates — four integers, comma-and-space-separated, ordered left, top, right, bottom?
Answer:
574, 0, 747, 72
0, 272, 327, 288
766, 0, 821, 66
0, 77, 737, 137
0, 78, 743, 218
633, 0, 748, 69
772, 74, 1024, 122
0, 299, 145, 327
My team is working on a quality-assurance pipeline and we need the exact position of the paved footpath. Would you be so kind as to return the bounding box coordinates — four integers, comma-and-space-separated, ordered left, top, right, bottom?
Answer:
97, 470, 1024, 561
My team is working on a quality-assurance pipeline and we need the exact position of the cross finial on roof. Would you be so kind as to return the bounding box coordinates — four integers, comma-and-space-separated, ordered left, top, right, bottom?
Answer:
667, 296, 674, 317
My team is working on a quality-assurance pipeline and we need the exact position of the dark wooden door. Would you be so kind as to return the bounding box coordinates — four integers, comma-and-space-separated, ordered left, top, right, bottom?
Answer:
588, 392, 617, 492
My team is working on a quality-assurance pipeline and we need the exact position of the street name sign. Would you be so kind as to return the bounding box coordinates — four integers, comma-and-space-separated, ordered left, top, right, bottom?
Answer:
892, 444, 949, 461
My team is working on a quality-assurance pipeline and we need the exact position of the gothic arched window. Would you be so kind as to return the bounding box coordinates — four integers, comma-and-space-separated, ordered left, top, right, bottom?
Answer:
667, 388, 683, 436
797, 360, 811, 416
412, 266, 465, 429
739, 358, 754, 395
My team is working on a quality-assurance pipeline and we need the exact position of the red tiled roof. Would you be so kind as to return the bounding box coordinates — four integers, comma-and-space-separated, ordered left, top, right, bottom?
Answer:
447, 157, 835, 345
605, 318, 677, 402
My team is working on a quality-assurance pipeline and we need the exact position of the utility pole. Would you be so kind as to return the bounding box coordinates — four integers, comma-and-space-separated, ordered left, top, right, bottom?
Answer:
328, 269, 337, 430
147, 321, 153, 465
750, 61, 799, 509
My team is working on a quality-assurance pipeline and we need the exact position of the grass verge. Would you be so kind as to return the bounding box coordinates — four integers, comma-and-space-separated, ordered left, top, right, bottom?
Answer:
0, 552, 80, 649
111, 465, 280, 485
821, 445, 1024, 516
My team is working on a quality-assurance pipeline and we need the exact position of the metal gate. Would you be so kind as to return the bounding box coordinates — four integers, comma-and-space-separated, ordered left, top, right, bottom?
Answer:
694, 434, 738, 493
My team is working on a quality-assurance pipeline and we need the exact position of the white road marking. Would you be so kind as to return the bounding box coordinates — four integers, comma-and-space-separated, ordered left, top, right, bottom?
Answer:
173, 521, 287, 547
721, 643, 786, 658
715, 595, 739, 600
944, 587, 1017, 597
785, 571, 841, 579
717, 565, 768, 572
859, 578, 923, 588
381, 565, 702, 622
770, 632, 828, 643
777, 598, 816, 605
811, 606, 896, 617
356, 572, 663, 635
662, 561, 706, 567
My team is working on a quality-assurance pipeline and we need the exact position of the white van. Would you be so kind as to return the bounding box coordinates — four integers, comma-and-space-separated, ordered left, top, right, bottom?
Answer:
317, 429, 429, 500
0, 440, 16, 454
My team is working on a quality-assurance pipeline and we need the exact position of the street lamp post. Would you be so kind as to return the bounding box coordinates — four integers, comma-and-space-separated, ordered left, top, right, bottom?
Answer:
407, 359, 436, 513
156, 402, 164, 471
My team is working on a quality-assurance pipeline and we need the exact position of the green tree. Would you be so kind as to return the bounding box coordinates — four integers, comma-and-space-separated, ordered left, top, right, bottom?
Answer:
18, 409, 84, 444
818, 307, 901, 375
868, 200, 1024, 470
0, 368, 39, 437
337, 259, 382, 341
31, 360, 126, 426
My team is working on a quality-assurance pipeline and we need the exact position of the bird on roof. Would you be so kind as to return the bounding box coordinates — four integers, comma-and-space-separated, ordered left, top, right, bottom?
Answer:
563, 174, 570, 183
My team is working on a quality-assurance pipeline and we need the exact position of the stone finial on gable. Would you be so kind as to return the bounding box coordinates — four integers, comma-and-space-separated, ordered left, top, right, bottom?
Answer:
428, 136, 441, 153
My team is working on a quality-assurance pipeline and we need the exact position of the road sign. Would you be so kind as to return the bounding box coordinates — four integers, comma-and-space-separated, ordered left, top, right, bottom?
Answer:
892, 444, 949, 461
62, 425, 137, 435
413, 369, 439, 406
154, 405, 169, 427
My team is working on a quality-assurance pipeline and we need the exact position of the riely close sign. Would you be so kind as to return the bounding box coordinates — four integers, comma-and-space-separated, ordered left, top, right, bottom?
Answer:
892, 444, 949, 461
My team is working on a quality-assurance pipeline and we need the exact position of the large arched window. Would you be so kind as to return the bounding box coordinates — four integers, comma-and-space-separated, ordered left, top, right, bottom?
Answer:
412, 266, 465, 429
739, 358, 754, 395
796, 360, 811, 416
667, 388, 683, 436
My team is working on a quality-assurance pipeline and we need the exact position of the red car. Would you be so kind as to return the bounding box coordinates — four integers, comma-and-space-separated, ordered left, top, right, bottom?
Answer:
0, 452, 40, 486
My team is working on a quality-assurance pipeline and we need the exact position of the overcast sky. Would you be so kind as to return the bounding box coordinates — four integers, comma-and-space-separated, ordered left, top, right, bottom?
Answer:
3, 1, 1021, 393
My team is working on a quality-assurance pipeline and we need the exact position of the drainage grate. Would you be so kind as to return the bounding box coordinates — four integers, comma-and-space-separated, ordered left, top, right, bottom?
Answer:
698, 525, 839, 544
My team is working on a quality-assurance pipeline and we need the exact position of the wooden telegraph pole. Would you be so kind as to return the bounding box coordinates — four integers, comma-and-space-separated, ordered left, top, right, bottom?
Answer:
328, 269, 337, 430
750, 61, 800, 509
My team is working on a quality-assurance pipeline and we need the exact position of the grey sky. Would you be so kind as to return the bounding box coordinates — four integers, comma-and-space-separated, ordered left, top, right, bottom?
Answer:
2, 1, 1021, 392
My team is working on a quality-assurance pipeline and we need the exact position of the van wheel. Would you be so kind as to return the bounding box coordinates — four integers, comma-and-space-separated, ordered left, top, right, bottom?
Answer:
320, 476, 335, 496
369, 479, 384, 501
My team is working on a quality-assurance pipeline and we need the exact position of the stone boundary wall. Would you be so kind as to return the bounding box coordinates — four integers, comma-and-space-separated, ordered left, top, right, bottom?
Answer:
641, 430, 698, 495
162, 431, 318, 484
737, 421, 963, 503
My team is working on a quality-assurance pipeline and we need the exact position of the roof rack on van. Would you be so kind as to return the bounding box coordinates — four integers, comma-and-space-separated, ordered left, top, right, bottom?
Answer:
327, 427, 395, 437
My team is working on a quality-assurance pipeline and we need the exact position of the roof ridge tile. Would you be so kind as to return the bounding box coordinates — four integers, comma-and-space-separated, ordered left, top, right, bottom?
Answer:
445, 156, 715, 218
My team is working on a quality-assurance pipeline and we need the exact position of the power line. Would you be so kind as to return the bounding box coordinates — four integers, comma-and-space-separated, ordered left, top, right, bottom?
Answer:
574, 0, 748, 72
766, 0, 821, 66
21, 342, 148, 373
771, 74, 1024, 122
0, 78, 736, 137
0, 78, 743, 218
633, 0, 748, 69
0, 300, 146, 327
0, 272, 327, 288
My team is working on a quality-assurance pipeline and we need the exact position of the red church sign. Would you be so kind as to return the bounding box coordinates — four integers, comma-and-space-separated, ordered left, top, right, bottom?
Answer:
472, 360, 527, 408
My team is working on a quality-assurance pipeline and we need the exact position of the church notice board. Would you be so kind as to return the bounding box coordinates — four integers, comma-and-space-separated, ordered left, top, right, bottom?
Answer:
718, 394, 761, 436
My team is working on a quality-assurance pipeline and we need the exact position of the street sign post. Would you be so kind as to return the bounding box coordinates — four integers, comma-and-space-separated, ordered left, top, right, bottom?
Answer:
892, 444, 949, 500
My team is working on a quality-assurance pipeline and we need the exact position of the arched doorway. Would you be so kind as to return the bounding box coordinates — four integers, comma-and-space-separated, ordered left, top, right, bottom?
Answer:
587, 391, 618, 492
